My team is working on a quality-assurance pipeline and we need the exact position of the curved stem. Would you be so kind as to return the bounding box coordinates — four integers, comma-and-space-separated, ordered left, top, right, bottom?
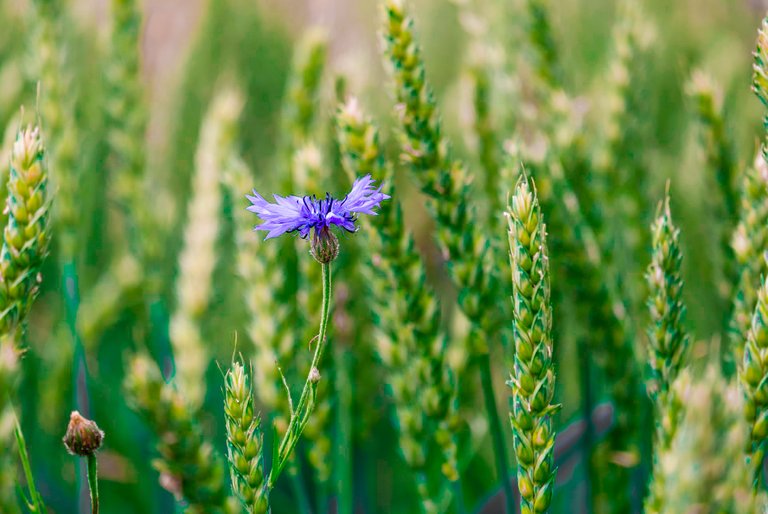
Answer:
87, 453, 99, 514
271, 261, 333, 487
479, 352, 514, 514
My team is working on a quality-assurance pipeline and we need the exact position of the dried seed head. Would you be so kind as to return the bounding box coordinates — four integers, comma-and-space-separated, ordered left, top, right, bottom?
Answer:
63, 411, 104, 456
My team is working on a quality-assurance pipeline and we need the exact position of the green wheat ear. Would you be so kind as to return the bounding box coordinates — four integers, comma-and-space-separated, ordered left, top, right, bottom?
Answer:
507, 173, 559, 514
644, 193, 689, 512
224, 361, 268, 514
686, 71, 738, 321
336, 98, 458, 511
731, 154, 768, 365
0, 124, 51, 514
646, 194, 688, 436
655, 367, 768, 511
381, 0, 494, 318
124, 353, 239, 514
0, 125, 51, 337
740, 271, 768, 487
280, 28, 327, 185
169, 88, 242, 408
738, 13, 768, 491
31, 0, 80, 260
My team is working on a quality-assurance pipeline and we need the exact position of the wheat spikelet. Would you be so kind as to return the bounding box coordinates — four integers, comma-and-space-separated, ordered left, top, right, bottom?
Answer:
124, 353, 239, 514
337, 98, 458, 510
31, 0, 80, 260
507, 175, 558, 514
731, 154, 768, 365
382, 0, 496, 359
644, 194, 689, 512
224, 361, 268, 513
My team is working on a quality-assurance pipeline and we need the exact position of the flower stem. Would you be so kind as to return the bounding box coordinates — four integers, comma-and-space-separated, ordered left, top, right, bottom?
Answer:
479, 352, 513, 514
335, 342, 353, 514
271, 261, 333, 487
87, 453, 99, 514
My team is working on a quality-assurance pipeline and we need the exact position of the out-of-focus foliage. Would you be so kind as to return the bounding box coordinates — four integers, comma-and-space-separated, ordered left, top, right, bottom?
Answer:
1, 0, 768, 512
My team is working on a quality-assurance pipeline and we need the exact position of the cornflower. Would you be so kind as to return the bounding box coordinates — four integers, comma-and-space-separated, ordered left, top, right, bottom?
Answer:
247, 174, 389, 262
246, 174, 387, 487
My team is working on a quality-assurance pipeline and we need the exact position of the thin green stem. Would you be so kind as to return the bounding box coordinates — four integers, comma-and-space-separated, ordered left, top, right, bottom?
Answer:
272, 261, 333, 487
14, 418, 45, 512
479, 352, 513, 514
87, 453, 99, 514
335, 343, 352, 514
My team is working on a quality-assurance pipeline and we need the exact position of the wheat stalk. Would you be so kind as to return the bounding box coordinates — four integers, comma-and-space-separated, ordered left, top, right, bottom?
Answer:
105, 0, 146, 235
737, 13, 768, 492
656, 367, 768, 511
31, 0, 80, 260
731, 154, 768, 366
523, 0, 561, 89
337, 98, 458, 512
169, 88, 242, 407
381, 0, 497, 356
0, 124, 51, 513
687, 70, 738, 321
224, 361, 268, 513
507, 174, 559, 514
644, 193, 689, 512
0, 126, 51, 337
739, 272, 768, 487
280, 29, 327, 186
124, 353, 239, 514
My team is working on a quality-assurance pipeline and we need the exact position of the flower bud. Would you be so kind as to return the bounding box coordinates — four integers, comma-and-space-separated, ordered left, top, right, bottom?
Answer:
311, 227, 339, 264
63, 411, 104, 456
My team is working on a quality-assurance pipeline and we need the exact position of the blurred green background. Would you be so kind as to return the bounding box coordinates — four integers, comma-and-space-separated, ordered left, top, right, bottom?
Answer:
1, 0, 766, 512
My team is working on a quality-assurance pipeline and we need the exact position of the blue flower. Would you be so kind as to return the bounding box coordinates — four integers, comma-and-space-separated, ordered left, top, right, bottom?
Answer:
246, 174, 390, 240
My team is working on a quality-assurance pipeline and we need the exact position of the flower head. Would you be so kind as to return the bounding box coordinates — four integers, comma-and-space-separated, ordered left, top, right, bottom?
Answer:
63, 411, 104, 457
246, 174, 389, 241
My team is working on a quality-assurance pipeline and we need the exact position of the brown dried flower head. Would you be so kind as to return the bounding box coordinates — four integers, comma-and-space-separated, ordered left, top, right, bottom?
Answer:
63, 411, 104, 456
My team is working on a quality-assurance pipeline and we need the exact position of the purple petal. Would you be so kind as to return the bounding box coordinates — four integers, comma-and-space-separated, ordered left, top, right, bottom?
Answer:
338, 174, 390, 217
245, 175, 389, 242
326, 211, 356, 233
246, 190, 310, 239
